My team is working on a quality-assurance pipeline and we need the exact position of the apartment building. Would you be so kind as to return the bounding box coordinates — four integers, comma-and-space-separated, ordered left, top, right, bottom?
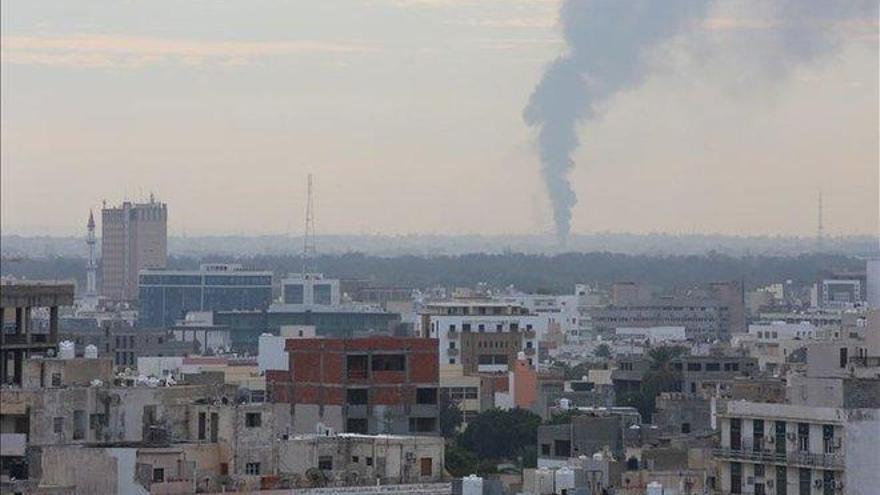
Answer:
420, 301, 548, 372
714, 401, 879, 495
269, 336, 440, 436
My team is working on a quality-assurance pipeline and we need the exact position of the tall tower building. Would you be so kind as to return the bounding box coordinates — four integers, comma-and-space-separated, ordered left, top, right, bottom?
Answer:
85, 210, 98, 298
101, 196, 168, 301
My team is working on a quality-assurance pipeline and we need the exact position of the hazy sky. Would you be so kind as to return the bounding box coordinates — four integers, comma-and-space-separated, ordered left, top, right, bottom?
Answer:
1, 0, 878, 237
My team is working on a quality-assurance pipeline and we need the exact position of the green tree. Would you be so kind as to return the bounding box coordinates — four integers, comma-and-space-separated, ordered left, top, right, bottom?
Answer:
636, 345, 687, 421
438, 394, 463, 439
459, 408, 542, 460
445, 443, 479, 477
594, 343, 612, 359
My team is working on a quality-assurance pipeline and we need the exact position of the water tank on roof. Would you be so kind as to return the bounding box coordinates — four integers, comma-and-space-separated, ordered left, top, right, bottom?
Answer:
84, 344, 98, 359
555, 467, 576, 492
647, 481, 664, 495
58, 340, 75, 359
535, 467, 555, 495
461, 474, 483, 495
559, 398, 571, 410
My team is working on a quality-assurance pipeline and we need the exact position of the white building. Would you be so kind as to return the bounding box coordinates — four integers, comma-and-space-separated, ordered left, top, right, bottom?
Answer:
257, 325, 315, 373
278, 273, 340, 307
420, 301, 548, 369
615, 326, 686, 343
714, 401, 879, 495
748, 321, 818, 341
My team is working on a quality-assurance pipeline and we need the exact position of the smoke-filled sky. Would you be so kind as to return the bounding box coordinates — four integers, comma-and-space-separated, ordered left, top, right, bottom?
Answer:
2, 0, 878, 237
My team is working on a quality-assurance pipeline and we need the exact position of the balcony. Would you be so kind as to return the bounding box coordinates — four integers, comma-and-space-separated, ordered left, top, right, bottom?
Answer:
447, 330, 458, 339
712, 447, 844, 470
447, 347, 459, 356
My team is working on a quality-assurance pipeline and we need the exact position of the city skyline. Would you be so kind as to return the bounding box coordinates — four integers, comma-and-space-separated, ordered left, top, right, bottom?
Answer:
2, 0, 878, 238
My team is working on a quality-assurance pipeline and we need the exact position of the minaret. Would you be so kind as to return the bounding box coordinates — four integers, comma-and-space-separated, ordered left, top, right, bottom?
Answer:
86, 210, 98, 297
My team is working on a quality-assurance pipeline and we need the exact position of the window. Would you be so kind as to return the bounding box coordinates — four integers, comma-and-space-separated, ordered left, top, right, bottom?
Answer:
681, 423, 691, 434
449, 358, 456, 364
705, 362, 720, 371
526, 341, 533, 349
724, 362, 740, 372
838, 347, 848, 368
776, 466, 787, 495
53, 417, 63, 434
822, 471, 834, 495
753, 419, 765, 451
347, 418, 368, 434
687, 362, 702, 371
553, 439, 571, 457
245, 412, 262, 427
798, 468, 811, 495
420, 457, 433, 477
318, 456, 333, 471
372, 354, 405, 371
478, 324, 485, 332
754, 464, 765, 478
409, 417, 437, 433
462, 323, 471, 332
246, 462, 261, 475
198, 412, 206, 440
417, 388, 438, 405
152, 468, 165, 483
775, 421, 787, 455
347, 388, 368, 405
730, 418, 742, 450
51, 372, 62, 387
449, 324, 456, 331
510, 323, 519, 331
823, 424, 834, 454
449, 341, 456, 349
797, 423, 809, 452
347, 354, 369, 379
351, 456, 359, 463
366, 457, 373, 466
73, 410, 86, 440
730, 462, 742, 494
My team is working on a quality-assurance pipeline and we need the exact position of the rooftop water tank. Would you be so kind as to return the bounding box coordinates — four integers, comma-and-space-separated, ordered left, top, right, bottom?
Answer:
58, 340, 75, 359
461, 474, 483, 495
84, 344, 98, 359
647, 481, 664, 495
555, 466, 576, 492
535, 467, 555, 495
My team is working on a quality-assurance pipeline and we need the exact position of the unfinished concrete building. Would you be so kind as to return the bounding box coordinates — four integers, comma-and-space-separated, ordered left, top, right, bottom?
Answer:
1, 282, 74, 385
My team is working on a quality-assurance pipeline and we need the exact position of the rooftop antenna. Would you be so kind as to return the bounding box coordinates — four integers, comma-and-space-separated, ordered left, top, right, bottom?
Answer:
302, 174, 317, 275
817, 189, 824, 253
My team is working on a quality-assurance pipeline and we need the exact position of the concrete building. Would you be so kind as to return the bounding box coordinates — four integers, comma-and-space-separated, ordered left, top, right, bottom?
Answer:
278, 433, 445, 486
438, 364, 482, 426
537, 408, 641, 466
269, 337, 440, 436
420, 301, 547, 372
615, 326, 687, 343
1, 282, 75, 385
214, 307, 401, 353
672, 355, 759, 398
138, 263, 272, 328
101, 198, 168, 301
279, 273, 341, 307
714, 401, 879, 495
593, 297, 732, 342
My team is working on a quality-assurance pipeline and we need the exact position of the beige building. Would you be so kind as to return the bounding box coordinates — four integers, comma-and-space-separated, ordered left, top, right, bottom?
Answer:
101, 198, 167, 301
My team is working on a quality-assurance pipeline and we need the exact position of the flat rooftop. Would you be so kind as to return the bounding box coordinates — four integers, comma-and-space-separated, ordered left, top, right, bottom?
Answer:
0, 282, 75, 308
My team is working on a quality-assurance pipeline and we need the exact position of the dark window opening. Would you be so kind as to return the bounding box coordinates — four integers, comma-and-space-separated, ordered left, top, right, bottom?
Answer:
417, 388, 438, 405
541, 444, 551, 456
409, 417, 437, 433
318, 456, 333, 471
372, 354, 405, 372
553, 439, 571, 457
153, 468, 165, 483
347, 354, 369, 379
245, 412, 262, 428
347, 418, 368, 434
347, 388, 368, 405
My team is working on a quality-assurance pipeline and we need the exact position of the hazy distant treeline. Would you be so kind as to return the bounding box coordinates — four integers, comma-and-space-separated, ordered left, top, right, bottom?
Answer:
2, 252, 866, 294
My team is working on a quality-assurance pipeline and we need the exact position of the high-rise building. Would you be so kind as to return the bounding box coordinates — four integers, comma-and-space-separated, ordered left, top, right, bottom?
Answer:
101, 197, 168, 301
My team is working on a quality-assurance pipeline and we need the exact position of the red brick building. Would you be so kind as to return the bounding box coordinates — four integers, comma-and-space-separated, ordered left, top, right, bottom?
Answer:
268, 336, 440, 435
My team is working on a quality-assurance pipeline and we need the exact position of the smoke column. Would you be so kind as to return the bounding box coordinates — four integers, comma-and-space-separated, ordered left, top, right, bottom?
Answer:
524, 0, 876, 244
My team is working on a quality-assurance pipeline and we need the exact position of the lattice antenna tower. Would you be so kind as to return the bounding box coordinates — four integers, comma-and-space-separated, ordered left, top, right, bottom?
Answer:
302, 174, 317, 275
817, 189, 824, 253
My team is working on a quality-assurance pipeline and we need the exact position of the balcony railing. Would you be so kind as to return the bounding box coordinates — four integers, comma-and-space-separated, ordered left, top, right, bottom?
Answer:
713, 447, 844, 469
